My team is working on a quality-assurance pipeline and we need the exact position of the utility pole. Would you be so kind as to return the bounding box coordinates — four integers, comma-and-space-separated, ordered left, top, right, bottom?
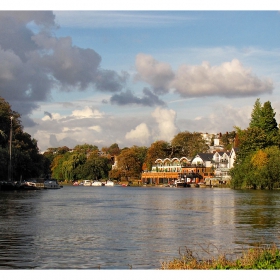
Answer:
8, 116, 13, 181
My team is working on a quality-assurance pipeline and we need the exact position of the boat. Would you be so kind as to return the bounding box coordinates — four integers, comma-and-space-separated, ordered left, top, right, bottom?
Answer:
104, 180, 114, 187
92, 180, 102, 186
22, 179, 45, 190
175, 179, 190, 188
44, 179, 62, 189
83, 180, 92, 186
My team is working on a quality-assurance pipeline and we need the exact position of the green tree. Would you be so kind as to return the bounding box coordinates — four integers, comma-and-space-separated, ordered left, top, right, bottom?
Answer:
249, 99, 279, 144
234, 126, 269, 163
231, 99, 280, 189
171, 131, 209, 158
51, 153, 68, 181
0, 97, 44, 181
145, 140, 169, 171
81, 153, 111, 180
231, 146, 280, 189
249, 98, 263, 128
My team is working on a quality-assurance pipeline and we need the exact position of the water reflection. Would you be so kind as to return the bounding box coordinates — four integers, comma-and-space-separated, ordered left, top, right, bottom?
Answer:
1, 187, 280, 269
0, 191, 44, 269
233, 190, 280, 248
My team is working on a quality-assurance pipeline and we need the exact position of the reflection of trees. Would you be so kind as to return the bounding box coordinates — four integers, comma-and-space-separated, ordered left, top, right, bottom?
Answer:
234, 190, 280, 245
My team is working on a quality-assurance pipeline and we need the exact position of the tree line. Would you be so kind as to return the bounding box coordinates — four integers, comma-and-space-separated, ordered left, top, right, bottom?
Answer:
2, 95, 280, 188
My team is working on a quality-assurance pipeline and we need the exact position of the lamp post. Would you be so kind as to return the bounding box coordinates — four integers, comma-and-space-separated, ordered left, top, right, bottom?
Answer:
8, 116, 13, 182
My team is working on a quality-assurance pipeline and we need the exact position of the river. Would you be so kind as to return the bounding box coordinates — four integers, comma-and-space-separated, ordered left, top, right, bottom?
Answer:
0, 186, 280, 269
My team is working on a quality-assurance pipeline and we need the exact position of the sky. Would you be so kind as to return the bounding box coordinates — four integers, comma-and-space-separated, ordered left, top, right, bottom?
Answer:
1, 2, 280, 152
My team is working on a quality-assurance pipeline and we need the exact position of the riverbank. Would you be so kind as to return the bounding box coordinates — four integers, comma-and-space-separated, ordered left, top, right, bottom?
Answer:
161, 244, 280, 269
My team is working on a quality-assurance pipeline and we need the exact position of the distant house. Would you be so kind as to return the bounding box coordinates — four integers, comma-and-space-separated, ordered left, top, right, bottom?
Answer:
212, 151, 230, 168
191, 153, 213, 167
229, 147, 239, 169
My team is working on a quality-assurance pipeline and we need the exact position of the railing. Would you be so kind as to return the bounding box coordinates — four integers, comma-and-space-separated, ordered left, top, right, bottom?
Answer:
147, 164, 207, 173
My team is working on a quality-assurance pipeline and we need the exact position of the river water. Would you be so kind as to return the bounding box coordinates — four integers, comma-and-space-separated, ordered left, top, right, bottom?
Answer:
0, 186, 280, 269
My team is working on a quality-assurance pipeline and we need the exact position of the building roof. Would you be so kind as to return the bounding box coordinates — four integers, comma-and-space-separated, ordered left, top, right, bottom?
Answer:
196, 153, 214, 161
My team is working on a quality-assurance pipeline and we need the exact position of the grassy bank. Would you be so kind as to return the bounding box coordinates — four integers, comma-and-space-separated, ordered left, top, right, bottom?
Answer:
161, 244, 280, 269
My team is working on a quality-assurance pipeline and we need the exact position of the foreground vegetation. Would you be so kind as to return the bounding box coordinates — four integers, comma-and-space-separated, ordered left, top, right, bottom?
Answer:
161, 244, 280, 269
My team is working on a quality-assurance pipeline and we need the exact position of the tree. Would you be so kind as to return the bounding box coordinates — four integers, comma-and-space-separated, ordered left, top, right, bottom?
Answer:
234, 126, 269, 163
102, 143, 121, 156
81, 153, 111, 180
231, 146, 280, 189
220, 131, 236, 150
145, 140, 169, 171
117, 145, 148, 180
0, 97, 44, 180
249, 99, 279, 144
171, 131, 209, 158
249, 98, 263, 129
230, 99, 280, 189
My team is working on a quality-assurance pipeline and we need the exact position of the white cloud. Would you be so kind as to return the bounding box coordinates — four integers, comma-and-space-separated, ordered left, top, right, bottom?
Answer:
125, 123, 151, 145
172, 59, 273, 97
88, 126, 102, 132
135, 54, 274, 98
71, 106, 104, 119
151, 107, 178, 142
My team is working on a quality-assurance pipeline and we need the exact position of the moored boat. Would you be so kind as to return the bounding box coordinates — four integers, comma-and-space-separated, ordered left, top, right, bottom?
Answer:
83, 180, 92, 186
175, 179, 190, 188
92, 180, 102, 186
104, 180, 114, 187
22, 178, 45, 190
44, 179, 62, 189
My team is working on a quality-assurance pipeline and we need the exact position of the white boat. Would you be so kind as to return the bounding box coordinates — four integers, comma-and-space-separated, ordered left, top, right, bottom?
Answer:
105, 180, 114, 187
83, 180, 92, 186
44, 179, 62, 189
92, 180, 102, 186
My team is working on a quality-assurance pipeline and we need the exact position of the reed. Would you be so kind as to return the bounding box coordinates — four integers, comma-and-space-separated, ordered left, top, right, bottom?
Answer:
161, 244, 280, 269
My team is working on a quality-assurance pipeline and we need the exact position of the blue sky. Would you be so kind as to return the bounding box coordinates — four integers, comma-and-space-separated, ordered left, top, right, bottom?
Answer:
1, 3, 280, 152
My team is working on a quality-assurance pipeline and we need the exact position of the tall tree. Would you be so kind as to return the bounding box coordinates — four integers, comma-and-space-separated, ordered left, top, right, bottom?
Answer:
249, 99, 279, 144
0, 97, 43, 180
261, 101, 279, 140
249, 98, 263, 129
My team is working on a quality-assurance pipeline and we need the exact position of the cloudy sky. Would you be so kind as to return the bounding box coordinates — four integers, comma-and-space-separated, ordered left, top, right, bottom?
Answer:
1, 2, 280, 152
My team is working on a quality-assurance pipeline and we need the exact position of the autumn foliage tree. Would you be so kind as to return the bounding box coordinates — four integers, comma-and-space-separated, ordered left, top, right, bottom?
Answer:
116, 146, 147, 181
